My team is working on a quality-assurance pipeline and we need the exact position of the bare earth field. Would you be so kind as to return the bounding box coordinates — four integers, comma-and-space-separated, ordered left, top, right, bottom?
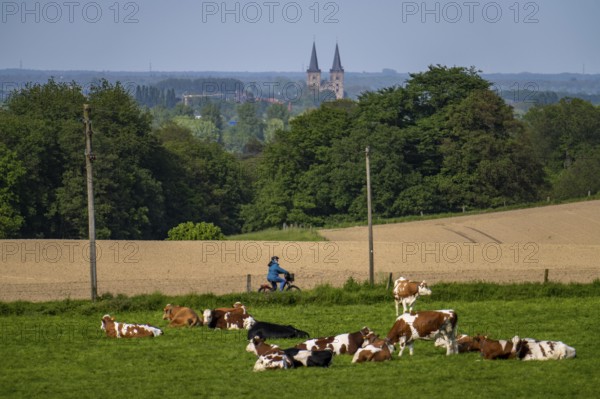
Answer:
1, 201, 599, 302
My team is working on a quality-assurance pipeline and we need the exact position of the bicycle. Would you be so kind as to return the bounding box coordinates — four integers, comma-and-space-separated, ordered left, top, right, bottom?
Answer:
258, 272, 301, 293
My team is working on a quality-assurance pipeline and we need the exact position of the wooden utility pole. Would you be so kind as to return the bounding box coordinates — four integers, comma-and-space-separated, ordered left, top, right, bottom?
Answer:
84, 104, 98, 301
366, 146, 374, 285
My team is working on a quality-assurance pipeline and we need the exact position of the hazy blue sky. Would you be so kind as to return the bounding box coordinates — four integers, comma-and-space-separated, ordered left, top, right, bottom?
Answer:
1, 0, 599, 74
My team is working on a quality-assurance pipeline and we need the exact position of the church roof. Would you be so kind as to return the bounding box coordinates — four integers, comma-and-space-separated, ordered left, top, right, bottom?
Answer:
330, 43, 343, 72
307, 42, 321, 73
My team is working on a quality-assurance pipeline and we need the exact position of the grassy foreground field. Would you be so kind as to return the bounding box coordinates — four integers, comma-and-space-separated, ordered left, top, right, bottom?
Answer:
1, 282, 598, 399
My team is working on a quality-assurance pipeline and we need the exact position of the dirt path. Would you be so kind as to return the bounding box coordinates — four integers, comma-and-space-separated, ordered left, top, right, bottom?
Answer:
1, 201, 599, 302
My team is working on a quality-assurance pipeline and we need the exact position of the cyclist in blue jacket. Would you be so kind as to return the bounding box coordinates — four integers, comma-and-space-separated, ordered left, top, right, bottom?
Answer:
267, 256, 288, 291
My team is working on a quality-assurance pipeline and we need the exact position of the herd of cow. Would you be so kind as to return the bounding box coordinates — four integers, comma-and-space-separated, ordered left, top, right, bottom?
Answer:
99, 277, 576, 371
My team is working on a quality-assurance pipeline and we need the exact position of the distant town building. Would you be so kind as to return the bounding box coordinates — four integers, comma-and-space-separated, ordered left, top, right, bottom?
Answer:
306, 41, 344, 100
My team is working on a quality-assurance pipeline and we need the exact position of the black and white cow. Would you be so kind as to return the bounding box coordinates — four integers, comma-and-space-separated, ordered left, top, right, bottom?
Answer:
283, 348, 333, 368
247, 321, 309, 340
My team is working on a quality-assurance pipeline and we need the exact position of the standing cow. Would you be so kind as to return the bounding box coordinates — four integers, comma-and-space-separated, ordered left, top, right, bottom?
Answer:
387, 310, 458, 356
393, 277, 432, 315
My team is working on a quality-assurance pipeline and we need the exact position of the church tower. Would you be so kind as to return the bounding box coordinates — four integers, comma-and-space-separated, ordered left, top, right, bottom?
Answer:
306, 42, 321, 91
329, 43, 344, 100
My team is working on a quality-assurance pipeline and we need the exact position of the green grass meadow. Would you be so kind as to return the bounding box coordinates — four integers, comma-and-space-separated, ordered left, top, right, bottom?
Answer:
1, 283, 599, 398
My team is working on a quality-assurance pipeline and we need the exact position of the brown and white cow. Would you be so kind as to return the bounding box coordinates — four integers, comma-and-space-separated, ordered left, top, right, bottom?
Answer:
479, 336, 522, 360
518, 338, 576, 361
246, 336, 293, 371
387, 310, 458, 356
204, 309, 255, 330
162, 304, 202, 327
215, 301, 247, 314
100, 314, 163, 338
295, 326, 372, 355
435, 334, 486, 353
224, 311, 256, 330
393, 277, 432, 315
203, 302, 248, 329
352, 332, 394, 363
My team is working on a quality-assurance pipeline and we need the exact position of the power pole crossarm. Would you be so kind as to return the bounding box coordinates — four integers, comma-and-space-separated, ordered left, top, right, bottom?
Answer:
84, 104, 98, 302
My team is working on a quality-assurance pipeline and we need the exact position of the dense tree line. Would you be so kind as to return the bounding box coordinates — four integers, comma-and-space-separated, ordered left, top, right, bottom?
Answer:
240, 66, 550, 231
0, 80, 251, 239
524, 97, 600, 199
1, 67, 599, 239
154, 78, 245, 95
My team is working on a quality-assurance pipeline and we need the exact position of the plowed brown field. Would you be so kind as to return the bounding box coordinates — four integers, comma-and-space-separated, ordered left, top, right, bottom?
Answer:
1, 201, 599, 302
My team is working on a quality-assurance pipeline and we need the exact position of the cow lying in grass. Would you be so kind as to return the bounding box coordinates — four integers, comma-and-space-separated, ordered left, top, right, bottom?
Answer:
215, 301, 247, 314
518, 338, 576, 361
352, 331, 394, 363
224, 311, 256, 330
247, 321, 309, 340
295, 327, 372, 355
204, 302, 253, 330
162, 304, 202, 327
101, 314, 163, 338
435, 334, 486, 353
283, 348, 333, 368
479, 336, 522, 360
246, 336, 293, 371
479, 336, 576, 360
246, 336, 332, 370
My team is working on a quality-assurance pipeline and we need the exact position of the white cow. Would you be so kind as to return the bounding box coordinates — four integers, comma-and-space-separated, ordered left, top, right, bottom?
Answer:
518, 338, 576, 361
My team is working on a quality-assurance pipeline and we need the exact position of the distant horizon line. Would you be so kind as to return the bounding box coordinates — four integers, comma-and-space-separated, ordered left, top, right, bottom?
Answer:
1, 68, 599, 77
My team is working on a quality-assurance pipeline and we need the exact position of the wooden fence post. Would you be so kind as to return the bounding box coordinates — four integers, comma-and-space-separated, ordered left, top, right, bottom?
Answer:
247, 274, 251, 292
386, 272, 393, 290
543, 269, 549, 284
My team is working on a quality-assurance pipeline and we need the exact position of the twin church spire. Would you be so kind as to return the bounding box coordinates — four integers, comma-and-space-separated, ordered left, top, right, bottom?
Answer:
306, 42, 344, 100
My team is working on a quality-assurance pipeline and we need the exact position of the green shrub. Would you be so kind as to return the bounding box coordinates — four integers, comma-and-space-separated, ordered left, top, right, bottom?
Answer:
166, 221, 225, 240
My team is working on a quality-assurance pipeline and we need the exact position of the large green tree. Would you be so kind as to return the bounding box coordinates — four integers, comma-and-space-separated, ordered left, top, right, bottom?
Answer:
240, 101, 355, 230
0, 143, 25, 237
524, 97, 600, 199
241, 66, 546, 231
0, 79, 251, 238
0, 80, 84, 237
200, 102, 223, 142
438, 90, 545, 209
154, 122, 252, 235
